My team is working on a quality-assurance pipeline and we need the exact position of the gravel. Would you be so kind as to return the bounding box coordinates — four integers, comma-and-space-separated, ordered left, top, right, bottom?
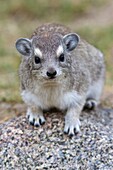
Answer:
0, 107, 113, 170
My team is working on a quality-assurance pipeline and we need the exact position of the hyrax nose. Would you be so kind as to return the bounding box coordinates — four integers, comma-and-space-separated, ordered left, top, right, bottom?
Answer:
46, 68, 57, 78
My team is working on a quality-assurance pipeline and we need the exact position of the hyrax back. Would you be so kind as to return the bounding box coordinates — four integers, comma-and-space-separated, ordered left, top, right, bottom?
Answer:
15, 23, 105, 136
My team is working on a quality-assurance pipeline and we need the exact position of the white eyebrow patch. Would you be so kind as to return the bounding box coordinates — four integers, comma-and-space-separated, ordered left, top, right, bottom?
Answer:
34, 48, 42, 57
56, 45, 64, 56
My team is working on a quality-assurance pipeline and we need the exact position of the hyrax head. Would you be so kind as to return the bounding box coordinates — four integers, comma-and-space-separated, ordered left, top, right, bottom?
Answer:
15, 32, 79, 82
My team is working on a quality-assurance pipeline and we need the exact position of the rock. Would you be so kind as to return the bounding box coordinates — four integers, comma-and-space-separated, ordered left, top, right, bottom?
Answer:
0, 108, 113, 169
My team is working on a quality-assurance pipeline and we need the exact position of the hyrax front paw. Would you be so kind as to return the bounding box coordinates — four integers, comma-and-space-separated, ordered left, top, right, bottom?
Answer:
27, 109, 45, 127
64, 117, 81, 136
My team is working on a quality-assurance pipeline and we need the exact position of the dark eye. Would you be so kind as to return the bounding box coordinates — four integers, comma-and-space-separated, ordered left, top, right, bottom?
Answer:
59, 53, 65, 62
34, 56, 41, 64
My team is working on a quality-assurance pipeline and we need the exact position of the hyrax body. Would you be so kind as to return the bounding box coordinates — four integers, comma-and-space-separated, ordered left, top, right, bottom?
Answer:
15, 23, 105, 136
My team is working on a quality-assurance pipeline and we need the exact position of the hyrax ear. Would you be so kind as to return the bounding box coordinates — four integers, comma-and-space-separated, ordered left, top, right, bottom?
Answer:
15, 38, 32, 56
63, 33, 79, 51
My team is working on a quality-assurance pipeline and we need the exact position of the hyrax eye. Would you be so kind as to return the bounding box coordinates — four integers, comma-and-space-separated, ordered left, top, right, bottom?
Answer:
59, 53, 65, 62
34, 56, 41, 64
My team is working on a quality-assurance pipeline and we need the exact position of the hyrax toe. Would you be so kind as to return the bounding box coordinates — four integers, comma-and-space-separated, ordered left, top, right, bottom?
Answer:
29, 118, 35, 126
39, 116, 46, 125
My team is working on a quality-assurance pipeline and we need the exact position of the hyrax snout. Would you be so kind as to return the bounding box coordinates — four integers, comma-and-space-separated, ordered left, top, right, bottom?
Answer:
15, 23, 105, 136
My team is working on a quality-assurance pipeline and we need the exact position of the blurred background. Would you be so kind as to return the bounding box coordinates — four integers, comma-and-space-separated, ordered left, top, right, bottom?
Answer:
0, 0, 113, 123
